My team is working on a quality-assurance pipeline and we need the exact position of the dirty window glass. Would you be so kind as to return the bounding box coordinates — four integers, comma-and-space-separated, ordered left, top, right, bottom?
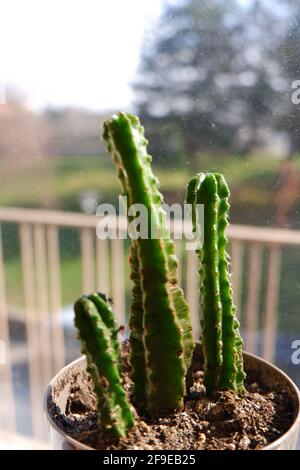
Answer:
0, 0, 300, 449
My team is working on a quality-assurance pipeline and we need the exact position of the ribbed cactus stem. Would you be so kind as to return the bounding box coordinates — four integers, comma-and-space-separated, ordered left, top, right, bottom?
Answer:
128, 241, 147, 405
186, 172, 245, 395
88, 292, 120, 361
74, 294, 135, 437
192, 173, 223, 394
103, 112, 194, 416
214, 174, 246, 391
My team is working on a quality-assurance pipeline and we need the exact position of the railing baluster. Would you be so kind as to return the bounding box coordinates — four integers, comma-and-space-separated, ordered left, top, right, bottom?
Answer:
96, 238, 110, 295
245, 243, 263, 354
34, 224, 52, 384
0, 224, 16, 432
186, 249, 200, 340
231, 240, 244, 317
0, 208, 298, 446
20, 223, 44, 438
111, 237, 126, 326
47, 225, 65, 372
80, 228, 95, 294
262, 244, 282, 362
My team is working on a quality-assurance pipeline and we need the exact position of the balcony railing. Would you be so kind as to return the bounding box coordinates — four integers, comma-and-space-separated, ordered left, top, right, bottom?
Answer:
0, 207, 299, 444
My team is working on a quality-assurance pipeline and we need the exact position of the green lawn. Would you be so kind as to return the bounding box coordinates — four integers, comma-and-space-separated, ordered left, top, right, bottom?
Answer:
5, 256, 82, 309
0, 153, 292, 215
0, 154, 193, 211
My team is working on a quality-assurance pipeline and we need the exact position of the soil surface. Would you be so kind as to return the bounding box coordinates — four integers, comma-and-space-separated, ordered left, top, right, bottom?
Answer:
48, 342, 295, 450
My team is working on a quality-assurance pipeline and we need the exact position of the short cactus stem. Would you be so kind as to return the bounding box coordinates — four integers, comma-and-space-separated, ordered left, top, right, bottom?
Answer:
74, 293, 135, 437
186, 172, 246, 395
103, 112, 194, 416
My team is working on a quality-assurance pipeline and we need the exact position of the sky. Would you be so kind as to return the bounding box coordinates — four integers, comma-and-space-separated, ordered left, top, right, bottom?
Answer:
0, 0, 164, 111
0, 0, 257, 112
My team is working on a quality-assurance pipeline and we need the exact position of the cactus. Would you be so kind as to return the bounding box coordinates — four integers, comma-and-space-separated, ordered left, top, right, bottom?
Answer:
73, 113, 246, 440
186, 172, 245, 395
103, 112, 194, 416
100, 123, 148, 405
128, 241, 147, 405
74, 293, 135, 438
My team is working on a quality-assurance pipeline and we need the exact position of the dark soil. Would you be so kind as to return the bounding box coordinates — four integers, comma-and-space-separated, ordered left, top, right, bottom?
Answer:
48, 343, 295, 450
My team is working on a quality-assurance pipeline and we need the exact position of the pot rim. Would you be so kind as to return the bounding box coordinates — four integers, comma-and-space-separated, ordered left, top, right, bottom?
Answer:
44, 351, 300, 451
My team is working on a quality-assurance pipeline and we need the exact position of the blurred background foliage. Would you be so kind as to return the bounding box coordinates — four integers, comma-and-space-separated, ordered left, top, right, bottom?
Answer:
1, 0, 300, 230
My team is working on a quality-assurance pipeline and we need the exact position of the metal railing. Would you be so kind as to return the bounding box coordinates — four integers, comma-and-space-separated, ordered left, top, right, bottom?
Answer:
0, 207, 299, 443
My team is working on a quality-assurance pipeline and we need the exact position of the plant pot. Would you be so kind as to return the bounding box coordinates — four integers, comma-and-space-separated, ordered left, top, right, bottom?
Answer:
44, 344, 300, 450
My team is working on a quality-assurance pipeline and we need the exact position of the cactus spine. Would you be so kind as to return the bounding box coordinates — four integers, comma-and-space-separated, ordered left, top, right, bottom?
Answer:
186, 172, 245, 395
74, 293, 135, 437
103, 112, 194, 416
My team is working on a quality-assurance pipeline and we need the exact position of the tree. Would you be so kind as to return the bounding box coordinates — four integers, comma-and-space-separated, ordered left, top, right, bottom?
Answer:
276, 0, 300, 155
133, 0, 285, 165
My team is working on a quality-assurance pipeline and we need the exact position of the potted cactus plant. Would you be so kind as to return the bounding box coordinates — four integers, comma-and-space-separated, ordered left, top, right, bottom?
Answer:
44, 113, 300, 450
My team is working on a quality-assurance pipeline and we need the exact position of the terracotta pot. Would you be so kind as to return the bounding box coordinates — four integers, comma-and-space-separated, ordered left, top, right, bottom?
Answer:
44, 344, 300, 450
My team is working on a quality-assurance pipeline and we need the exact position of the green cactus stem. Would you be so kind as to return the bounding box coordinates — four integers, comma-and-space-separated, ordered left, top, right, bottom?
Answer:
128, 241, 147, 405
88, 292, 120, 361
103, 112, 194, 416
101, 124, 148, 405
186, 172, 245, 395
74, 293, 135, 437
214, 174, 245, 391
188, 173, 223, 394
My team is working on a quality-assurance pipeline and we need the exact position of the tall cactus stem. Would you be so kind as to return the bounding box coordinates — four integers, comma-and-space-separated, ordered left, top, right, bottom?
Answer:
103, 112, 194, 416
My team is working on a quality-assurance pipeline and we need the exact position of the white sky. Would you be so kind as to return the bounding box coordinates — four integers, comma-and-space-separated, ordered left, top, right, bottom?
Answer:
0, 0, 164, 111
0, 0, 256, 111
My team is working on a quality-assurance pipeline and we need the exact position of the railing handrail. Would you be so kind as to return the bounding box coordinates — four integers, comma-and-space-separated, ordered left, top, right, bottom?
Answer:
0, 207, 300, 246
0, 206, 294, 441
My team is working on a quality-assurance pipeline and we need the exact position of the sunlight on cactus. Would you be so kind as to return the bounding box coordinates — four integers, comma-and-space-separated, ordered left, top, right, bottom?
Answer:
103, 112, 194, 416
186, 172, 245, 395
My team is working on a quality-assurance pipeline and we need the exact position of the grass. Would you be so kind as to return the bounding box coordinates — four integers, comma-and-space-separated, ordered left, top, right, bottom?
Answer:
5, 256, 82, 310
1, 153, 298, 235
0, 153, 292, 213
0, 155, 194, 210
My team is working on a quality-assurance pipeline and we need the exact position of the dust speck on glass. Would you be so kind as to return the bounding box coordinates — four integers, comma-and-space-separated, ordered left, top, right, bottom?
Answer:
0, 0, 300, 447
